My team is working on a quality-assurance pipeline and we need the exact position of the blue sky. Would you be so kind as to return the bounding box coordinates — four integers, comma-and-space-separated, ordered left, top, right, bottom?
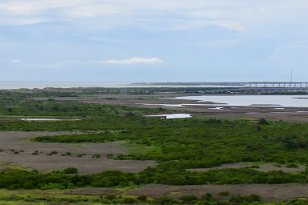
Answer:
0, 0, 308, 82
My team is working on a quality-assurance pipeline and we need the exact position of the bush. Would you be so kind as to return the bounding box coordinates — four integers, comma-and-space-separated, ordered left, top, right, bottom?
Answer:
258, 118, 269, 125
201, 193, 214, 200
137, 195, 148, 202
280, 136, 308, 150
219, 191, 230, 196
122, 197, 136, 204
41, 183, 65, 190
229, 194, 261, 203
92, 154, 101, 158
156, 196, 174, 204
178, 195, 198, 204
47, 151, 58, 156
63, 167, 78, 174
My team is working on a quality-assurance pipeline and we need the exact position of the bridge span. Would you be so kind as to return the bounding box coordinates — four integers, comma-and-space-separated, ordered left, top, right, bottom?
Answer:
246, 82, 308, 88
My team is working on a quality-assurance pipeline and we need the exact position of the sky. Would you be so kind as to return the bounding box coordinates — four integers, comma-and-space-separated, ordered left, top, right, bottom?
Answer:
0, 0, 308, 82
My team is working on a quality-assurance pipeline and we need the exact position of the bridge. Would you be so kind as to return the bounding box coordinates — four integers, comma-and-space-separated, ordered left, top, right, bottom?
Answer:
132, 82, 308, 89
246, 82, 308, 88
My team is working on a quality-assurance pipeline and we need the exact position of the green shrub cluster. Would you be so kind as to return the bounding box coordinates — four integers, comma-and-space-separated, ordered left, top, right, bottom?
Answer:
1, 166, 308, 190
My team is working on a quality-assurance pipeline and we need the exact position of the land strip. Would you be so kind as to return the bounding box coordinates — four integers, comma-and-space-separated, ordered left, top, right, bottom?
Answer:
0, 131, 155, 174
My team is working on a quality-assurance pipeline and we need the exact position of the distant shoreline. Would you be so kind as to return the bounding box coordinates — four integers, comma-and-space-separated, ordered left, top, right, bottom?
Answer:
1, 81, 308, 90
0, 81, 243, 89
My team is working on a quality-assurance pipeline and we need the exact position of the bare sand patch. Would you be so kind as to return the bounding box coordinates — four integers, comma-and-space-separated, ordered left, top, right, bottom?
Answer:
69, 188, 121, 196
187, 162, 306, 173
127, 184, 308, 202
69, 184, 308, 202
0, 131, 156, 174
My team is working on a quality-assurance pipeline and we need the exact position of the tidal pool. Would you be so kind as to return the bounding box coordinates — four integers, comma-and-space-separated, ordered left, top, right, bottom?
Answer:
176, 95, 308, 108
145, 114, 192, 119
20, 118, 81, 121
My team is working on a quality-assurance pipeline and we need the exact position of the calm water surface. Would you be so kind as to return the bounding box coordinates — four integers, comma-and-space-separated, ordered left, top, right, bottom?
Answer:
145, 114, 192, 119
20, 118, 81, 121
176, 95, 308, 107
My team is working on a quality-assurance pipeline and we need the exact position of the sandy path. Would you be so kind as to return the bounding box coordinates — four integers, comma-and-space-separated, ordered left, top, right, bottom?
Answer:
127, 184, 308, 201
187, 162, 306, 173
68, 184, 308, 202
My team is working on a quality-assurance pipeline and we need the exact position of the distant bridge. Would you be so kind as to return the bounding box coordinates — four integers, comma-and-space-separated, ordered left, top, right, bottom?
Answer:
246, 82, 308, 88
132, 82, 308, 89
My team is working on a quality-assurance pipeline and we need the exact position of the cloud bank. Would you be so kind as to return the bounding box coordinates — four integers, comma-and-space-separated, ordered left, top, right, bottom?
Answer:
99, 57, 163, 65
1, 0, 307, 31
2, 0, 308, 81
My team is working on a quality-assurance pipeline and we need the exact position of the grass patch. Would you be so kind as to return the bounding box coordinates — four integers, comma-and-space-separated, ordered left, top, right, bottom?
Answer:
122, 142, 162, 158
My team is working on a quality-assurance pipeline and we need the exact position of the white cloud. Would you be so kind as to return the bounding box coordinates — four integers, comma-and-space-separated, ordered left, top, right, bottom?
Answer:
9, 59, 21, 64
169, 20, 244, 31
99, 57, 163, 65
66, 4, 122, 18
211, 21, 244, 32
0, 2, 42, 15
0, 0, 86, 15
0, 0, 308, 33
0, 18, 48, 25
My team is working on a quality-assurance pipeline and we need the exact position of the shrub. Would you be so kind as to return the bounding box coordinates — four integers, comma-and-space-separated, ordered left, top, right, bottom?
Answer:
156, 196, 174, 205
287, 163, 298, 168
230, 194, 261, 203
219, 191, 230, 197
47, 151, 58, 156
258, 118, 269, 125
63, 167, 78, 174
137, 195, 148, 202
201, 193, 214, 200
41, 183, 65, 190
92, 154, 101, 158
178, 195, 198, 204
122, 197, 136, 204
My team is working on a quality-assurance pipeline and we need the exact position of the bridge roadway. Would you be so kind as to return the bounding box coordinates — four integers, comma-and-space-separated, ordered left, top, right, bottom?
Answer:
132, 82, 308, 88
174, 82, 308, 88
246, 82, 308, 88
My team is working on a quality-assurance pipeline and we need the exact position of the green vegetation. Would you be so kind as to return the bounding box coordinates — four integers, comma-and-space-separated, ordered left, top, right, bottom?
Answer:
0, 191, 247, 205
34, 119, 308, 165
2, 92, 308, 187
0, 97, 160, 117
3, 116, 308, 189
2, 167, 308, 190
0, 189, 307, 205
0, 188, 306, 205
1, 89, 308, 204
